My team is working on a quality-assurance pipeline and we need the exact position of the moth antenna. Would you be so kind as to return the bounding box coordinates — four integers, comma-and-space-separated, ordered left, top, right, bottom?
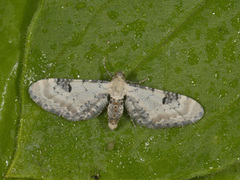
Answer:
126, 77, 149, 84
103, 56, 113, 77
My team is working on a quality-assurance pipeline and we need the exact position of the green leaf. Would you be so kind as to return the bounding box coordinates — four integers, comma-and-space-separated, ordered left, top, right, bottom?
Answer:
0, 0, 38, 179
3, 0, 240, 179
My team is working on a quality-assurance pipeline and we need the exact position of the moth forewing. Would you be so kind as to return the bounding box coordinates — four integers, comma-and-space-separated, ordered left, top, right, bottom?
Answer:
124, 85, 204, 129
29, 79, 110, 121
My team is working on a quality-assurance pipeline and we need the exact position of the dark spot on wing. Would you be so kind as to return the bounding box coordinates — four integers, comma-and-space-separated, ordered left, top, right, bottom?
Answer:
56, 78, 73, 92
162, 92, 179, 104
68, 84, 72, 92
162, 96, 167, 104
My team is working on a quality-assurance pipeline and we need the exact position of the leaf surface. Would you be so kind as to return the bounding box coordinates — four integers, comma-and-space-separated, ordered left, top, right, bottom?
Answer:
3, 0, 240, 179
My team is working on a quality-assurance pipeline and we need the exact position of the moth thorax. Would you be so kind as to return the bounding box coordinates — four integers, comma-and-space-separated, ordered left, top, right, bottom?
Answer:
107, 98, 124, 130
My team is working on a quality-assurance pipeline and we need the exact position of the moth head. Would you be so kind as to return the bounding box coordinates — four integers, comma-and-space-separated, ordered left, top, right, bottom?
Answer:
108, 120, 118, 130
114, 70, 125, 80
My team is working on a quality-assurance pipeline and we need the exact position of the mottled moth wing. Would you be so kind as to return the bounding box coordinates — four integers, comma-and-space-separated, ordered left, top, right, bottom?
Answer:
125, 84, 204, 129
29, 78, 109, 121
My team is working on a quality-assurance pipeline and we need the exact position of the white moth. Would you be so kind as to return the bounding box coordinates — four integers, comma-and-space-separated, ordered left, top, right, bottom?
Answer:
29, 59, 204, 130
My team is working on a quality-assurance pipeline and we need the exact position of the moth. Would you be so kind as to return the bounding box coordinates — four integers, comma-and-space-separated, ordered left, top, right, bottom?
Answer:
29, 59, 204, 130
